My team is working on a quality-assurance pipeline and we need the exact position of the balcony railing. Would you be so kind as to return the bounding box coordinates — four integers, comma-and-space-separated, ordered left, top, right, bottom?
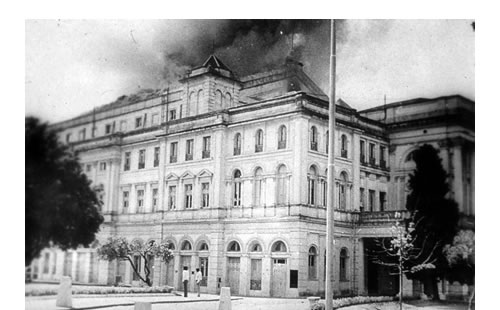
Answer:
341, 149, 348, 158
202, 150, 210, 159
369, 157, 376, 166
278, 141, 286, 150
185, 153, 193, 161
310, 141, 318, 151
255, 144, 263, 153
170, 156, 177, 163
359, 210, 410, 223
380, 159, 387, 169
360, 154, 366, 164
138, 162, 145, 169
234, 148, 241, 156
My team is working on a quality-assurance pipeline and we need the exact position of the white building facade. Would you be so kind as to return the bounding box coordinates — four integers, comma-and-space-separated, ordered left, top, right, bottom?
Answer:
30, 55, 474, 298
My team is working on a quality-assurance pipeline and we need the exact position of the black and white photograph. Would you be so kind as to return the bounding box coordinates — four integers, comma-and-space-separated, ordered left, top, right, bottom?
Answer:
24, 17, 476, 310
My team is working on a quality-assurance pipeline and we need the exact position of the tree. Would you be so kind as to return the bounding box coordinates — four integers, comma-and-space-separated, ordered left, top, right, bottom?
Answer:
405, 144, 459, 299
444, 230, 475, 310
374, 213, 439, 310
97, 237, 174, 286
26, 117, 104, 265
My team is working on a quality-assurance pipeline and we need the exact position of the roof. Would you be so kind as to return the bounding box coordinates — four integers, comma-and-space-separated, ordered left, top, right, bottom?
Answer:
202, 54, 232, 71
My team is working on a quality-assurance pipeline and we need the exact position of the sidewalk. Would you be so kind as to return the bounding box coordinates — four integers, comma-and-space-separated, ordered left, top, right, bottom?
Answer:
25, 292, 242, 310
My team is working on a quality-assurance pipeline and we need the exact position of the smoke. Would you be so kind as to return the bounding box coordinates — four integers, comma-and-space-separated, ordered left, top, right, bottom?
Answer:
154, 20, 339, 87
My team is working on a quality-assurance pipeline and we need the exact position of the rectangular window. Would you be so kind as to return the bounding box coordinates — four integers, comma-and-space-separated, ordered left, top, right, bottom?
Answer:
200, 257, 209, 287
99, 162, 106, 171
66, 133, 71, 143
202, 136, 211, 159
379, 191, 386, 211
369, 143, 376, 165
86, 164, 92, 172
79, 128, 86, 141
92, 126, 97, 138
369, 189, 375, 212
290, 269, 298, 288
168, 186, 176, 210
152, 188, 158, 211
380, 146, 387, 168
137, 189, 144, 212
124, 152, 131, 171
122, 191, 129, 211
152, 113, 159, 126
138, 149, 146, 169
169, 109, 176, 120
184, 184, 193, 209
170, 142, 178, 163
105, 124, 112, 134
185, 139, 194, 161
360, 187, 365, 211
132, 255, 141, 281
201, 183, 210, 208
360, 140, 366, 163
153, 147, 160, 167
135, 117, 142, 128
52, 252, 57, 275
250, 259, 262, 290
120, 120, 127, 132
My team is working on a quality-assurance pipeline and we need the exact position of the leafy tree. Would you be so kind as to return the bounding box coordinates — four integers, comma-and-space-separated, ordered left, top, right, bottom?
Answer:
444, 230, 475, 310
26, 117, 104, 265
97, 237, 174, 286
405, 144, 459, 299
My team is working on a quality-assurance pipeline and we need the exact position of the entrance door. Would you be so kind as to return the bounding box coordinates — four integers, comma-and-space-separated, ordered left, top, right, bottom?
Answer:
227, 257, 240, 295
166, 259, 175, 287
179, 256, 191, 290
271, 258, 287, 297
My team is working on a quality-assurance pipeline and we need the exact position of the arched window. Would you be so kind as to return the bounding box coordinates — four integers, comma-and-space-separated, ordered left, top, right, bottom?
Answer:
225, 92, 233, 108
276, 164, 288, 205
340, 248, 348, 281
271, 241, 287, 253
308, 166, 318, 205
233, 169, 242, 207
308, 246, 318, 280
199, 242, 209, 251
255, 129, 264, 152
253, 167, 264, 207
181, 240, 192, 251
215, 90, 223, 108
278, 125, 287, 149
234, 133, 242, 155
341, 134, 348, 158
196, 90, 203, 114
310, 126, 318, 151
166, 241, 175, 250
189, 91, 196, 116
250, 243, 262, 252
339, 172, 348, 210
228, 241, 241, 252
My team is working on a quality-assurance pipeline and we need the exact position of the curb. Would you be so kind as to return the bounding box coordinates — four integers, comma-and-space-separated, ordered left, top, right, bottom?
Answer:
56, 297, 243, 310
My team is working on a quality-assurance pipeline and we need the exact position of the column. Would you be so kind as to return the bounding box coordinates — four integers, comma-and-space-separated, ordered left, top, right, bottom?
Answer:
452, 145, 464, 212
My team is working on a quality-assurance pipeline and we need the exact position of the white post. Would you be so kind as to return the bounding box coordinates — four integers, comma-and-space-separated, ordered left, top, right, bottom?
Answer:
218, 286, 232, 310
56, 276, 72, 308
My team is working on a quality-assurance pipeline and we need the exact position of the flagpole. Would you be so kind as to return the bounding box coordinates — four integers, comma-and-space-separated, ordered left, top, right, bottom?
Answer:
325, 18, 336, 310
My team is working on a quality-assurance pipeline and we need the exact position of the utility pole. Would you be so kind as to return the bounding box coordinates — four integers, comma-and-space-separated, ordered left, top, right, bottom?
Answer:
325, 19, 337, 310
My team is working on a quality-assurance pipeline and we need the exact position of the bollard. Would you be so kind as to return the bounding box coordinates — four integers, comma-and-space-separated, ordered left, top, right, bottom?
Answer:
56, 276, 72, 308
218, 287, 232, 310
134, 302, 152, 310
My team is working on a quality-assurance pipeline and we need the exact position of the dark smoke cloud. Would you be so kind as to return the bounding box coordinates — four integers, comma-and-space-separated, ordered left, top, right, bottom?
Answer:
157, 20, 346, 87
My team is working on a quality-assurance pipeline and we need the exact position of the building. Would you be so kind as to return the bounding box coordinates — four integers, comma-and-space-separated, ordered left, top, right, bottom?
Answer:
29, 55, 474, 299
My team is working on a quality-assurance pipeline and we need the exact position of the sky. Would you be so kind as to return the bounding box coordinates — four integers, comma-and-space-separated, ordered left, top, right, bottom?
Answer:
25, 19, 475, 123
